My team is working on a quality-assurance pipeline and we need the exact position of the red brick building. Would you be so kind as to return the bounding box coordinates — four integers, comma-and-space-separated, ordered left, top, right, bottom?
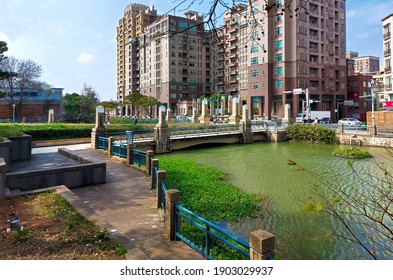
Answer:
0, 88, 63, 122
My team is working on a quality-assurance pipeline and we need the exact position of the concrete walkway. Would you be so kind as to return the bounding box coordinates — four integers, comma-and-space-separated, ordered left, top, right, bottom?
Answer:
27, 144, 204, 260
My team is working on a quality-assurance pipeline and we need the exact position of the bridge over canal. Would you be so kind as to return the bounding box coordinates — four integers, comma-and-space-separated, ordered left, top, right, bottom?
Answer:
95, 121, 287, 154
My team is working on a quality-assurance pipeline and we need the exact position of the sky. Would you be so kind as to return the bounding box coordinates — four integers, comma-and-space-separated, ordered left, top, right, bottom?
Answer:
0, 0, 392, 101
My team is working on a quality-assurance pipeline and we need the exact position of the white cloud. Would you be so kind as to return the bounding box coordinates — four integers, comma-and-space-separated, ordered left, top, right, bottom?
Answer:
0, 32, 12, 44
76, 52, 95, 64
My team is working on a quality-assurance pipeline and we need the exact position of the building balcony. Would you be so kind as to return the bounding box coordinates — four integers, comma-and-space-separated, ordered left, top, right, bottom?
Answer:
229, 53, 238, 58
229, 87, 238, 92
229, 61, 238, 67
215, 72, 225, 77
310, 48, 319, 53
216, 64, 225, 69
228, 27, 238, 33
215, 80, 225, 85
385, 66, 392, 73
229, 69, 238, 75
309, 35, 319, 41
228, 36, 238, 42
217, 48, 225, 53
385, 49, 391, 56
229, 44, 238, 50
229, 79, 238, 84
384, 31, 391, 39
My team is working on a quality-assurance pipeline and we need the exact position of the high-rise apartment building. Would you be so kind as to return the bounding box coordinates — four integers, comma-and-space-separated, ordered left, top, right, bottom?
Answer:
213, 0, 347, 120
116, 3, 157, 111
382, 13, 393, 101
139, 11, 213, 115
117, 0, 347, 120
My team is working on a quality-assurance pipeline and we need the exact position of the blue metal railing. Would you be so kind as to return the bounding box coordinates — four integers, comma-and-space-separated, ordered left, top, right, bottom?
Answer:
175, 204, 250, 260
112, 142, 127, 158
98, 136, 109, 150
161, 181, 167, 211
152, 166, 158, 189
131, 149, 147, 167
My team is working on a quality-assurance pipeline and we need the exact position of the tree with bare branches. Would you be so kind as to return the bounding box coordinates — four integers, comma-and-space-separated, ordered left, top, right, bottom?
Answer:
289, 148, 393, 260
0, 56, 43, 118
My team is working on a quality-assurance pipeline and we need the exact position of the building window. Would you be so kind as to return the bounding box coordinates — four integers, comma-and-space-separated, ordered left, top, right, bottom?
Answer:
276, 53, 283, 61
276, 66, 283, 75
276, 27, 283, 35
171, 85, 176, 90
276, 40, 283, 49
250, 44, 258, 53
276, 14, 283, 22
276, 80, 283, 88
251, 82, 259, 90
251, 57, 258, 65
250, 70, 258, 77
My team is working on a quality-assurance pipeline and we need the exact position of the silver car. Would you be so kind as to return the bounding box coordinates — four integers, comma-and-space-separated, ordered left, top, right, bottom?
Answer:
338, 118, 362, 126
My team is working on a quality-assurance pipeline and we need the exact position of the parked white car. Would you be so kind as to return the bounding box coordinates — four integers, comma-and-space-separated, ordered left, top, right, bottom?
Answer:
338, 118, 362, 126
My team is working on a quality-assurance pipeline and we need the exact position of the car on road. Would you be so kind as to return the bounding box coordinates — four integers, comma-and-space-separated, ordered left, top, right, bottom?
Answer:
338, 118, 362, 126
319, 117, 332, 124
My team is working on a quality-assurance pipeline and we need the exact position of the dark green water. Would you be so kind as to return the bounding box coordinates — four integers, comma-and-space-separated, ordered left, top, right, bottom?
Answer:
159, 142, 392, 259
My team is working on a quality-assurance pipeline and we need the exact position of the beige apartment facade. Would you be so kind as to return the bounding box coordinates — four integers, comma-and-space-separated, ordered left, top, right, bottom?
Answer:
382, 13, 393, 101
116, 3, 157, 112
139, 12, 213, 115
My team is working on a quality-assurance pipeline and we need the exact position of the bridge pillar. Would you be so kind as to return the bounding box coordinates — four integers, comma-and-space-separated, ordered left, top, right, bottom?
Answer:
192, 107, 199, 124
91, 105, 107, 149
240, 105, 253, 143
282, 104, 291, 124
199, 98, 210, 125
250, 230, 275, 260
155, 106, 171, 154
166, 108, 173, 124
229, 97, 241, 124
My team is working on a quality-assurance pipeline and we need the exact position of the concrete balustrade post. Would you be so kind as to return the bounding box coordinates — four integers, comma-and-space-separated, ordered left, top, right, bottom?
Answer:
165, 189, 181, 241
249, 230, 275, 260
151, 159, 159, 189
91, 105, 107, 149
108, 137, 114, 156
0, 158, 6, 198
146, 150, 154, 175
338, 123, 344, 134
156, 170, 166, 209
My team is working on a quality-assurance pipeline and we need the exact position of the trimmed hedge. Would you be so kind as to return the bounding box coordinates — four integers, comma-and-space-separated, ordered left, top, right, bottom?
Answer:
0, 126, 24, 141
285, 124, 339, 144
0, 123, 148, 140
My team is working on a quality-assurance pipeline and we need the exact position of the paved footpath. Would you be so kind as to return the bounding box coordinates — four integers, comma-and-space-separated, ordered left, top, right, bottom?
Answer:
32, 144, 204, 260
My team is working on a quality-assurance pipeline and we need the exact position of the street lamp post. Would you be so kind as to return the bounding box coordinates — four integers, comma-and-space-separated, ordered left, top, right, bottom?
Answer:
370, 79, 375, 127
12, 104, 16, 123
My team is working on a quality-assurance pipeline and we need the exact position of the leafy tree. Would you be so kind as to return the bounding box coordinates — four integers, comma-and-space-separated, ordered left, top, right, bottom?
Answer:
98, 101, 118, 115
63, 84, 99, 123
124, 92, 160, 117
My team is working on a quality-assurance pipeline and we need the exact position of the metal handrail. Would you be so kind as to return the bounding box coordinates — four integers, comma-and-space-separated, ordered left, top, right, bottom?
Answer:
175, 204, 250, 260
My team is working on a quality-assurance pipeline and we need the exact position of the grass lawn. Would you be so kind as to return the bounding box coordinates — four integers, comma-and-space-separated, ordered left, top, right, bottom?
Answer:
0, 191, 126, 260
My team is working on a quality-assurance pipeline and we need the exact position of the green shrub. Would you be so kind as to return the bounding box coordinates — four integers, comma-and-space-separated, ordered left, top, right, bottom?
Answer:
285, 124, 338, 144
0, 126, 24, 141
157, 158, 262, 223
332, 146, 372, 159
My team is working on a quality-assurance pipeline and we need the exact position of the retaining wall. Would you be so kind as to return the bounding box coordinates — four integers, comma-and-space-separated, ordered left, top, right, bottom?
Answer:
6, 148, 106, 191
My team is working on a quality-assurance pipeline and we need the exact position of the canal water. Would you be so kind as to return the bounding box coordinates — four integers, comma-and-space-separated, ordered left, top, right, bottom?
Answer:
159, 142, 392, 259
